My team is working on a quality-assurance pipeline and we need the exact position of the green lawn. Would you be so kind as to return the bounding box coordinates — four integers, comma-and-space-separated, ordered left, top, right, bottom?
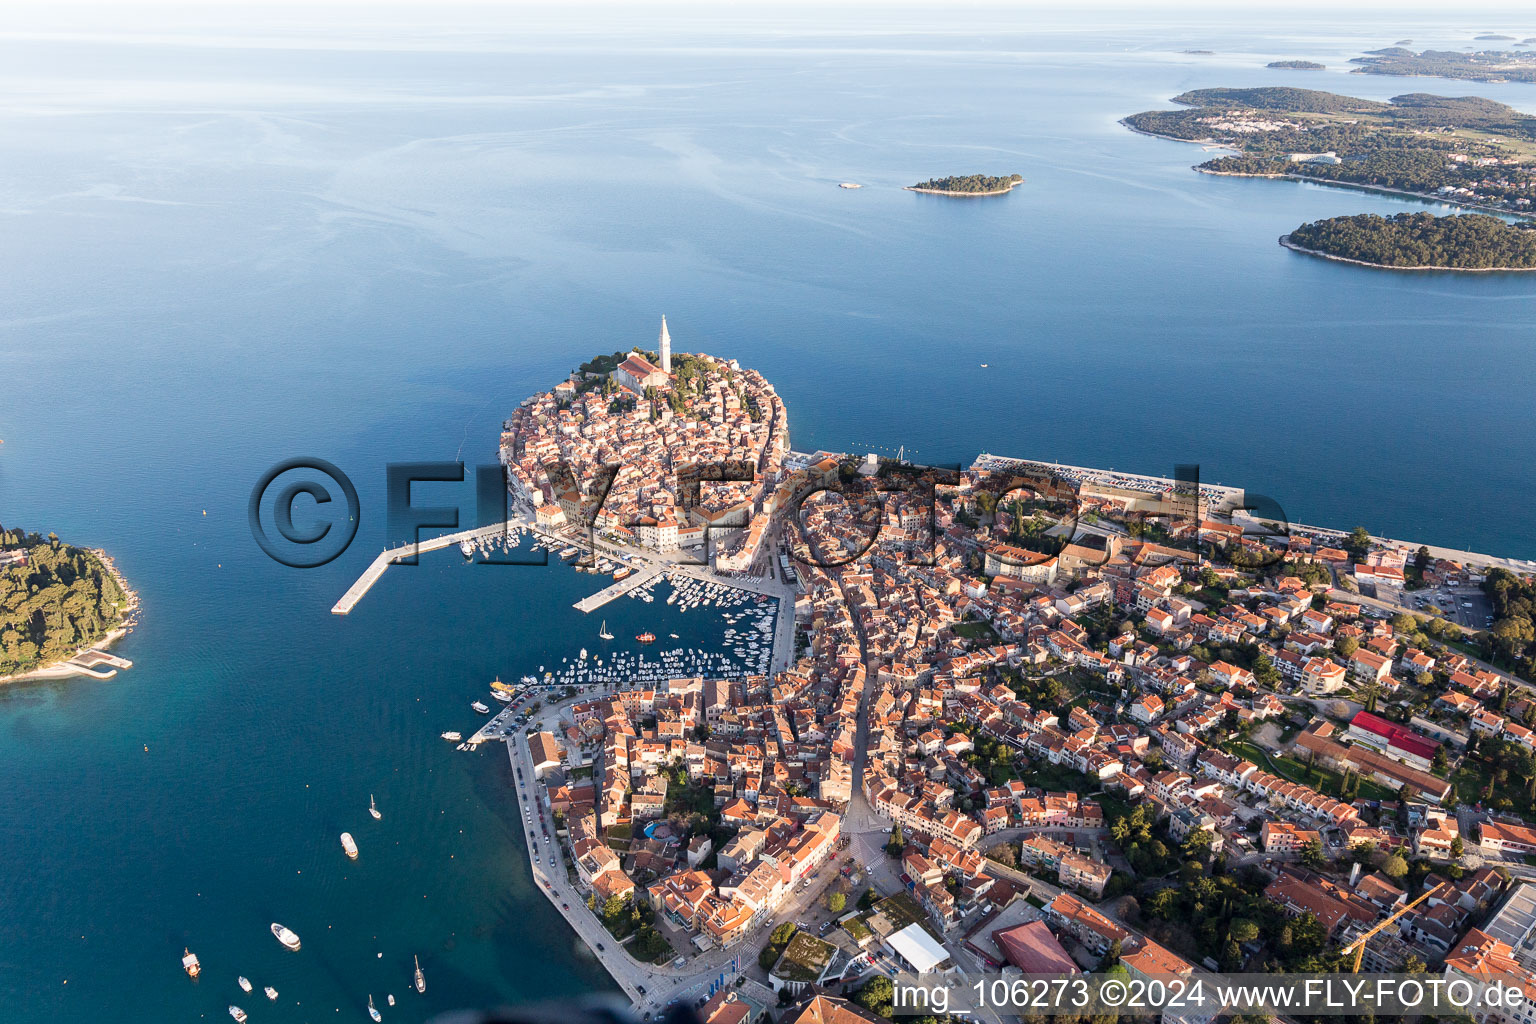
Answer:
953, 620, 1001, 643
1226, 740, 1395, 802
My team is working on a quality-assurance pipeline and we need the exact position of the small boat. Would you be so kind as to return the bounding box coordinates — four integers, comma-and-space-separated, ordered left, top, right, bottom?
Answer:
441, 731, 462, 742
598, 620, 614, 640
230, 1007, 248, 1023
415, 955, 426, 994
613, 566, 632, 580
369, 994, 383, 1022
271, 922, 301, 951
838, 182, 862, 189
341, 832, 358, 859
239, 976, 253, 993
369, 794, 382, 820
388, 994, 396, 1006
265, 986, 279, 1001
471, 701, 491, 714
579, 648, 588, 660
636, 632, 655, 644
669, 633, 679, 639
182, 948, 201, 978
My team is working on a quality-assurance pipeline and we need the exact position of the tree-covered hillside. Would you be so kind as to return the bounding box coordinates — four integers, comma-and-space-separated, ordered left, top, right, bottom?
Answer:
1287, 212, 1536, 269
908, 173, 1023, 193
1, 527, 128, 676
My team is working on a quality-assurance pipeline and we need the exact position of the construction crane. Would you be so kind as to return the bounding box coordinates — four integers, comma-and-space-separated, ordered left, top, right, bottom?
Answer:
1339, 885, 1437, 972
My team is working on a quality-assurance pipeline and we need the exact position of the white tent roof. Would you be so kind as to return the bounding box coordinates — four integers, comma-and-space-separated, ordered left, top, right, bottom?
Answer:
887, 922, 947, 973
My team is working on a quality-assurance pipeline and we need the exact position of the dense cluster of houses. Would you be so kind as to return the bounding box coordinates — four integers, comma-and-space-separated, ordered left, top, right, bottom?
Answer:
505, 363, 1536, 1019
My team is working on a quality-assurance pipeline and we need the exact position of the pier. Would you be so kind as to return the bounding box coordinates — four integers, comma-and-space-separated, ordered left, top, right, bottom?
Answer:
331, 519, 528, 615
571, 564, 662, 613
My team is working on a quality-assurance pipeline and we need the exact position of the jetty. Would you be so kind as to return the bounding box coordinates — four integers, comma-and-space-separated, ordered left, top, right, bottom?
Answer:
331, 519, 526, 615
572, 564, 663, 613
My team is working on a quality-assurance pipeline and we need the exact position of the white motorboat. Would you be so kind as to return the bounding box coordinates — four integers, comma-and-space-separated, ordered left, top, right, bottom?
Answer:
388, 994, 396, 1006
471, 701, 491, 714
369, 794, 382, 820
441, 731, 462, 742
238, 976, 252, 993
459, 540, 474, 557
341, 832, 358, 859
271, 922, 301, 951
229, 1007, 248, 1023
265, 986, 279, 1001
492, 689, 513, 703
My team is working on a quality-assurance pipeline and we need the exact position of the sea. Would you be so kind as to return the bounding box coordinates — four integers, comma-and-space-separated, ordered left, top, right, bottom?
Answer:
2, 5, 1534, 1021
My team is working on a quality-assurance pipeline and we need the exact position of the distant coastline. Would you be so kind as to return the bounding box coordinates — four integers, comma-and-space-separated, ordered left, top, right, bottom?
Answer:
1279, 232, 1536, 272
1195, 164, 1536, 220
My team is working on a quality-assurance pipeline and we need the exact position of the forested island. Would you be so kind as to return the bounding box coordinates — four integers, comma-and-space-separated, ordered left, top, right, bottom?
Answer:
1123, 87, 1536, 219
1282, 212, 1536, 270
1, 526, 133, 679
1268, 60, 1325, 70
1350, 46, 1536, 83
906, 173, 1023, 196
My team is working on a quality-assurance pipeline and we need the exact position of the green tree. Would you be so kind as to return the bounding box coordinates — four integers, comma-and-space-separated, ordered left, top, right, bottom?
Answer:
1383, 853, 1409, 880
855, 976, 895, 1018
1300, 839, 1326, 869
828, 891, 847, 913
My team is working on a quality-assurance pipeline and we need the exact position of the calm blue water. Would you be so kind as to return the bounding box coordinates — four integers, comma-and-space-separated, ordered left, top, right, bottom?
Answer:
2, 6, 1535, 1021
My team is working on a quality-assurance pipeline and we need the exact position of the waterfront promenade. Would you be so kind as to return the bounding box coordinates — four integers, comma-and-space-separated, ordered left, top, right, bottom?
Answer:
491, 691, 844, 1014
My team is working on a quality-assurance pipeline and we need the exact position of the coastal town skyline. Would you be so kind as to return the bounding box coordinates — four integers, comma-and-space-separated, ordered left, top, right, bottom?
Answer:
6, 4, 1536, 1022
346, 338, 1536, 1022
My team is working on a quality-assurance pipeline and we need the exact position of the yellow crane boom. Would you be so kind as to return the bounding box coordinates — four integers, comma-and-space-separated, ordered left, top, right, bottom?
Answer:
1340, 884, 1437, 972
